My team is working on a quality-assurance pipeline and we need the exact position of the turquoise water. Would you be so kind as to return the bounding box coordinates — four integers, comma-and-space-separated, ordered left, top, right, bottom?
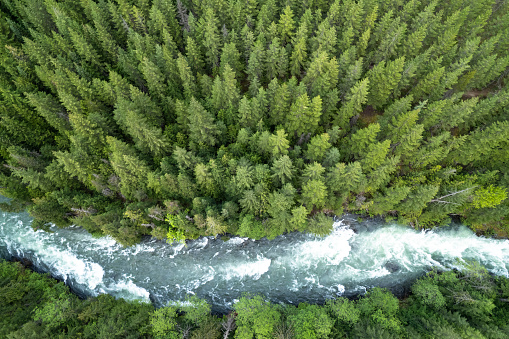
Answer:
1, 204, 509, 313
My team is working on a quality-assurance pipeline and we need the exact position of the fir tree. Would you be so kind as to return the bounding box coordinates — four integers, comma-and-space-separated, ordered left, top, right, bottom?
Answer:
187, 97, 219, 147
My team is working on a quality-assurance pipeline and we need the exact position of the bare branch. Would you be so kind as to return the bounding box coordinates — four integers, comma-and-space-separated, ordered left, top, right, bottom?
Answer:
430, 187, 477, 204
222, 313, 237, 339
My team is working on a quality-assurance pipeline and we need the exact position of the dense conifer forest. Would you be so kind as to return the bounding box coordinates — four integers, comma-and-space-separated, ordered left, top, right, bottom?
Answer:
0, 0, 508, 245
2, 259, 509, 338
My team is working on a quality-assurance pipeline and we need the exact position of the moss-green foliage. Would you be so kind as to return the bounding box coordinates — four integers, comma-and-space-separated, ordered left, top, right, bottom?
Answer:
2, 260, 509, 338
1, 0, 509, 244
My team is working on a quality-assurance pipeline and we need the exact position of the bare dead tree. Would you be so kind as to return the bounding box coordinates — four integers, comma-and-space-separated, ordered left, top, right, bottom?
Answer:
177, 0, 190, 32
178, 323, 193, 339
429, 187, 477, 205
70, 207, 97, 216
148, 206, 165, 221
222, 313, 237, 339
296, 132, 311, 146
222, 24, 229, 38
273, 322, 295, 339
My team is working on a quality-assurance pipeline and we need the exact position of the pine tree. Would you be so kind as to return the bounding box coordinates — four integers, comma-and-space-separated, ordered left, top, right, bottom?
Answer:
365, 155, 400, 192
290, 22, 308, 77
176, 53, 197, 98
221, 64, 240, 112
347, 123, 380, 159
369, 186, 411, 216
377, 95, 414, 133
393, 124, 424, 159
107, 136, 150, 201
460, 88, 509, 129
25, 92, 71, 134
401, 24, 428, 58
366, 57, 405, 109
302, 51, 339, 98
409, 59, 446, 101
149, 0, 182, 45
265, 37, 288, 81
277, 6, 295, 46
338, 57, 364, 100
246, 40, 265, 95
450, 121, 509, 165
269, 129, 290, 158
268, 80, 290, 127
372, 17, 407, 64
119, 107, 170, 157
301, 179, 328, 210
185, 36, 205, 74
335, 78, 369, 129
220, 42, 242, 77
187, 97, 220, 147
271, 155, 294, 185
398, 185, 440, 221
140, 57, 167, 101
286, 93, 322, 137
199, 8, 221, 70
410, 132, 453, 168
361, 140, 391, 172
312, 18, 337, 56
306, 133, 331, 162
301, 162, 325, 184
238, 96, 255, 129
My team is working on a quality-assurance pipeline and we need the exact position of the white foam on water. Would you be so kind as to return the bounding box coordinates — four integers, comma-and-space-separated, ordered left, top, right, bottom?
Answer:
0, 213, 150, 302
168, 243, 186, 258
225, 237, 248, 245
224, 255, 271, 280
290, 220, 355, 268
344, 225, 509, 284
179, 267, 216, 292
190, 237, 209, 251
129, 243, 156, 256
100, 278, 151, 302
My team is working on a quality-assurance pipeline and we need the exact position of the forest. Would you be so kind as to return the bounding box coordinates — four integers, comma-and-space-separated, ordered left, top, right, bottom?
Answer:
0, 0, 508, 245
1, 259, 509, 338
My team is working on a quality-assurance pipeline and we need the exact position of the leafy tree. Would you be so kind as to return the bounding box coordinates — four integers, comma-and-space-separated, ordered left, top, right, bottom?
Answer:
150, 306, 180, 339
288, 303, 333, 339
234, 295, 281, 339
358, 287, 401, 332
327, 297, 361, 327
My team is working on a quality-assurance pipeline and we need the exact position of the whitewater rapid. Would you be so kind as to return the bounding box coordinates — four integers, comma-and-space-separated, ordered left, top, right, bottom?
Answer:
1, 204, 509, 313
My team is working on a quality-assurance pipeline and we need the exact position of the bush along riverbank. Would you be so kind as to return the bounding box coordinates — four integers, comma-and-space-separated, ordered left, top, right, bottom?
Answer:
1, 0, 509, 246
2, 259, 509, 338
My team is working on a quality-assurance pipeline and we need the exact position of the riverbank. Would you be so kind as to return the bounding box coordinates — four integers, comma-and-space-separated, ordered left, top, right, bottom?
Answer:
2, 259, 509, 338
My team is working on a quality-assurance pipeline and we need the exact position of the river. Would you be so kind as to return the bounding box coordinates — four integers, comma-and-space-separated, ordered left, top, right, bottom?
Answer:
1, 202, 509, 313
